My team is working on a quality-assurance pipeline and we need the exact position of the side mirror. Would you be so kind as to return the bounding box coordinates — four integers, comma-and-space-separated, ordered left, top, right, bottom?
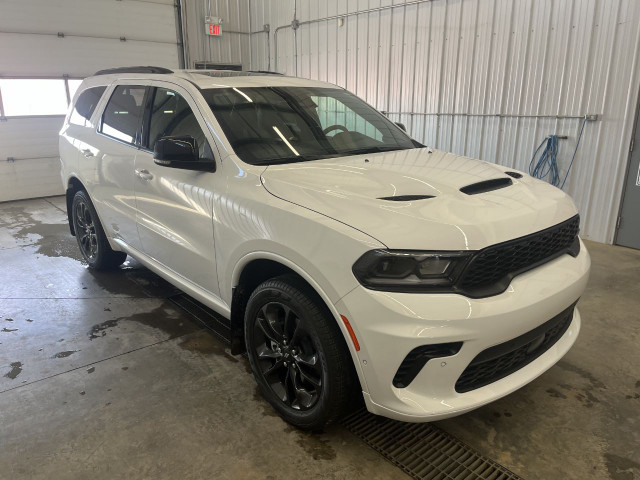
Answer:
153, 136, 215, 172
395, 122, 407, 132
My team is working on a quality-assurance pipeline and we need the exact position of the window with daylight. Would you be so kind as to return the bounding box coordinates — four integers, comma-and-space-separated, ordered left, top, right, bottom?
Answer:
0, 79, 69, 116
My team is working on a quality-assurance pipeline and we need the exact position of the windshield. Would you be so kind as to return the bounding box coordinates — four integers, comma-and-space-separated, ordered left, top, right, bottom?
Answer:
201, 86, 418, 165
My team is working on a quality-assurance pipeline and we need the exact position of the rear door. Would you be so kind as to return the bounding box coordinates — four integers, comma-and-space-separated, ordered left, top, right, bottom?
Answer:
61, 86, 108, 183
133, 83, 220, 295
83, 83, 147, 250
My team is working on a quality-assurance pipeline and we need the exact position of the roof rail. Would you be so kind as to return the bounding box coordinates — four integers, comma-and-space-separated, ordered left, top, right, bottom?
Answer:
247, 70, 284, 75
94, 66, 173, 76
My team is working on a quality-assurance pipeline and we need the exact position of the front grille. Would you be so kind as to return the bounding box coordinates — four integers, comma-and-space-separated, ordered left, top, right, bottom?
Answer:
455, 303, 577, 393
458, 215, 580, 297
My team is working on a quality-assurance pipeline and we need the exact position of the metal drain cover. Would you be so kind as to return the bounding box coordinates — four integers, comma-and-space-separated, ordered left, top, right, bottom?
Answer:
342, 409, 523, 480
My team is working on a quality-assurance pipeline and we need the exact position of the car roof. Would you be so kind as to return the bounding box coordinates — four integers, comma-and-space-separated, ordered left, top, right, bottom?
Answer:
177, 70, 342, 89
83, 68, 342, 90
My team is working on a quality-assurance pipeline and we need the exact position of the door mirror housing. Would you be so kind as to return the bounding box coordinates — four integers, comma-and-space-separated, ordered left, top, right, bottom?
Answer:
153, 136, 215, 172
395, 122, 407, 132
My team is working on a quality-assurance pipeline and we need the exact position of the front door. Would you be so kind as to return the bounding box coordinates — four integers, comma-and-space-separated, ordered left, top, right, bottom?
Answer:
617, 106, 640, 249
133, 84, 220, 295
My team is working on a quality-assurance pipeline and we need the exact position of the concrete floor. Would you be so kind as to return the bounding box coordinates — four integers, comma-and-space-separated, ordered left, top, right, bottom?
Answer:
0, 196, 638, 480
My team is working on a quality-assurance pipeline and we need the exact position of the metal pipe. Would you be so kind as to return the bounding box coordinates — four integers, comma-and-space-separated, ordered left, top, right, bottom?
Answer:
4, 155, 60, 162
0, 87, 5, 119
63, 76, 71, 105
0, 114, 66, 119
0, 74, 83, 79
123, 0, 174, 6
247, 0, 253, 70
175, 0, 187, 68
274, 0, 436, 73
293, 0, 298, 76
225, 30, 269, 35
266, 29, 271, 72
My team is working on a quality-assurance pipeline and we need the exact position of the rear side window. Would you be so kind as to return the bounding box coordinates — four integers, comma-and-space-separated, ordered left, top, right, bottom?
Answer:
69, 86, 106, 127
100, 85, 146, 144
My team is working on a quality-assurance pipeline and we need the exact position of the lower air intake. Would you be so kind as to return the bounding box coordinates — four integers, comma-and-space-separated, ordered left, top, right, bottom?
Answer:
393, 342, 462, 388
455, 303, 577, 393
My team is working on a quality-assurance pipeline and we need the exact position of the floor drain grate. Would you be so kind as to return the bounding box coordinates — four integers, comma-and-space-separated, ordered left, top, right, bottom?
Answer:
341, 409, 523, 480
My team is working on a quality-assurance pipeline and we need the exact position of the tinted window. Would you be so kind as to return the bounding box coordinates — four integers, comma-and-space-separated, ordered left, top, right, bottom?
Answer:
202, 86, 416, 165
70, 86, 106, 126
101, 85, 146, 144
147, 87, 213, 160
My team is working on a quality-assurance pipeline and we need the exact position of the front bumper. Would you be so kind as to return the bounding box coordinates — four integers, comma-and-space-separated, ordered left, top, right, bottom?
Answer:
336, 238, 591, 422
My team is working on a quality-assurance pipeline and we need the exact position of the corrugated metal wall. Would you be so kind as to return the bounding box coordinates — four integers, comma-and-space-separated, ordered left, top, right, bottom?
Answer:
249, 0, 640, 244
182, 0, 251, 68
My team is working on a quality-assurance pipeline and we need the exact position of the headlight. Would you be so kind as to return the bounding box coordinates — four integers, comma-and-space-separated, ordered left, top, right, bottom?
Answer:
352, 250, 473, 292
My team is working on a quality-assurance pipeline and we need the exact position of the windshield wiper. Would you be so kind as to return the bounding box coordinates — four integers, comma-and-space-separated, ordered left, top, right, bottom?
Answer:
251, 153, 331, 165
339, 146, 408, 156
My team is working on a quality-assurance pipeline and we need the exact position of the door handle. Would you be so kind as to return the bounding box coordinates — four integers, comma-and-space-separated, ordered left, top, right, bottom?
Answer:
135, 168, 154, 181
82, 149, 94, 158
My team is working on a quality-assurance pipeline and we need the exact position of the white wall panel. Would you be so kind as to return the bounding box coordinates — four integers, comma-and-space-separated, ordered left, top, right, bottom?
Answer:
0, 115, 65, 201
0, 117, 62, 160
0, 0, 180, 202
249, 0, 640, 244
0, 0, 178, 45
0, 0, 181, 76
0, 157, 64, 202
0, 34, 180, 77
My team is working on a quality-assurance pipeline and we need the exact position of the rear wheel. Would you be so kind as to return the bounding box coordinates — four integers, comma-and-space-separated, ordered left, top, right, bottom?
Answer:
71, 190, 127, 269
245, 274, 358, 429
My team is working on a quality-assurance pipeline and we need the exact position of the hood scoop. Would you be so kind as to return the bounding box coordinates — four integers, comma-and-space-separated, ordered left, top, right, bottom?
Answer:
378, 195, 435, 202
505, 171, 523, 179
460, 178, 513, 195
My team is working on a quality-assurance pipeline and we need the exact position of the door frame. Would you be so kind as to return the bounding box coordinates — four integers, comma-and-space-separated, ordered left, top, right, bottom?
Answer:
614, 82, 640, 246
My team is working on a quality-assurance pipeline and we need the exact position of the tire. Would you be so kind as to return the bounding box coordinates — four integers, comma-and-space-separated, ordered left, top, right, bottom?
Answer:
71, 190, 127, 270
245, 274, 359, 430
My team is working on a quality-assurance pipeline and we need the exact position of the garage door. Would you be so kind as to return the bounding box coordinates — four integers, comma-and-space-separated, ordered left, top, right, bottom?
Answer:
0, 0, 181, 202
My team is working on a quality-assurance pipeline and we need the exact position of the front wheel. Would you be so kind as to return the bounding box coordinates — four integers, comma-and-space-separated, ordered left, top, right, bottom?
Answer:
245, 275, 358, 429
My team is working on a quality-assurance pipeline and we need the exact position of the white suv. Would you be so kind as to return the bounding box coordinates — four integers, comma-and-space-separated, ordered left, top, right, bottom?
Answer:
59, 67, 591, 429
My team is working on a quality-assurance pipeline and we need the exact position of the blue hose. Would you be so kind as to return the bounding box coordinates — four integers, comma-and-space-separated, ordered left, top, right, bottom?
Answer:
529, 118, 587, 189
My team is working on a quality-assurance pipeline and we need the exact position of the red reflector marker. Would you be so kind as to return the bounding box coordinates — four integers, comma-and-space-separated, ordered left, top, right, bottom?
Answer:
340, 315, 360, 351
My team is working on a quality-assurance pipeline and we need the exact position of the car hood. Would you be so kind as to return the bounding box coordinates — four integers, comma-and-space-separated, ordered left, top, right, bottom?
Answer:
260, 148, 579, 250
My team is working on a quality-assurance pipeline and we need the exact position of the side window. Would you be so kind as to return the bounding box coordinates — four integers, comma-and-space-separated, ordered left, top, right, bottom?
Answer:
69, 86, 106, 127
100, 85, 146, 144
147, 87, 214, 161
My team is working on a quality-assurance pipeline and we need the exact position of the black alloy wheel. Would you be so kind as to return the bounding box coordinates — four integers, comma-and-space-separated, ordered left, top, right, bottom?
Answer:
253, 301, 323, 410
74, 198, 98, 261
245, 274, 359, 429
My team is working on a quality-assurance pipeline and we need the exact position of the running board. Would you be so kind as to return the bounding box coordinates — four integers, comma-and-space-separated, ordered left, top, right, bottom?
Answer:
168, 292, 232, 344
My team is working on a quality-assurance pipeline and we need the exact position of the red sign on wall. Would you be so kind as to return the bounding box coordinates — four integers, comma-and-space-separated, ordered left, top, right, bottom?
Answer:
206, 23, 221, 36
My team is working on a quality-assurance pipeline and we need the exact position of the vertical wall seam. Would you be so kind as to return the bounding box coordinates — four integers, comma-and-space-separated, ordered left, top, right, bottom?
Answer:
494, 1, 516, 166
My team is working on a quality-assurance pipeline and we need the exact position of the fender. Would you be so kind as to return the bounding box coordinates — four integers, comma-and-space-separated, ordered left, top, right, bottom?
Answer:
231, 251, 370, 394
